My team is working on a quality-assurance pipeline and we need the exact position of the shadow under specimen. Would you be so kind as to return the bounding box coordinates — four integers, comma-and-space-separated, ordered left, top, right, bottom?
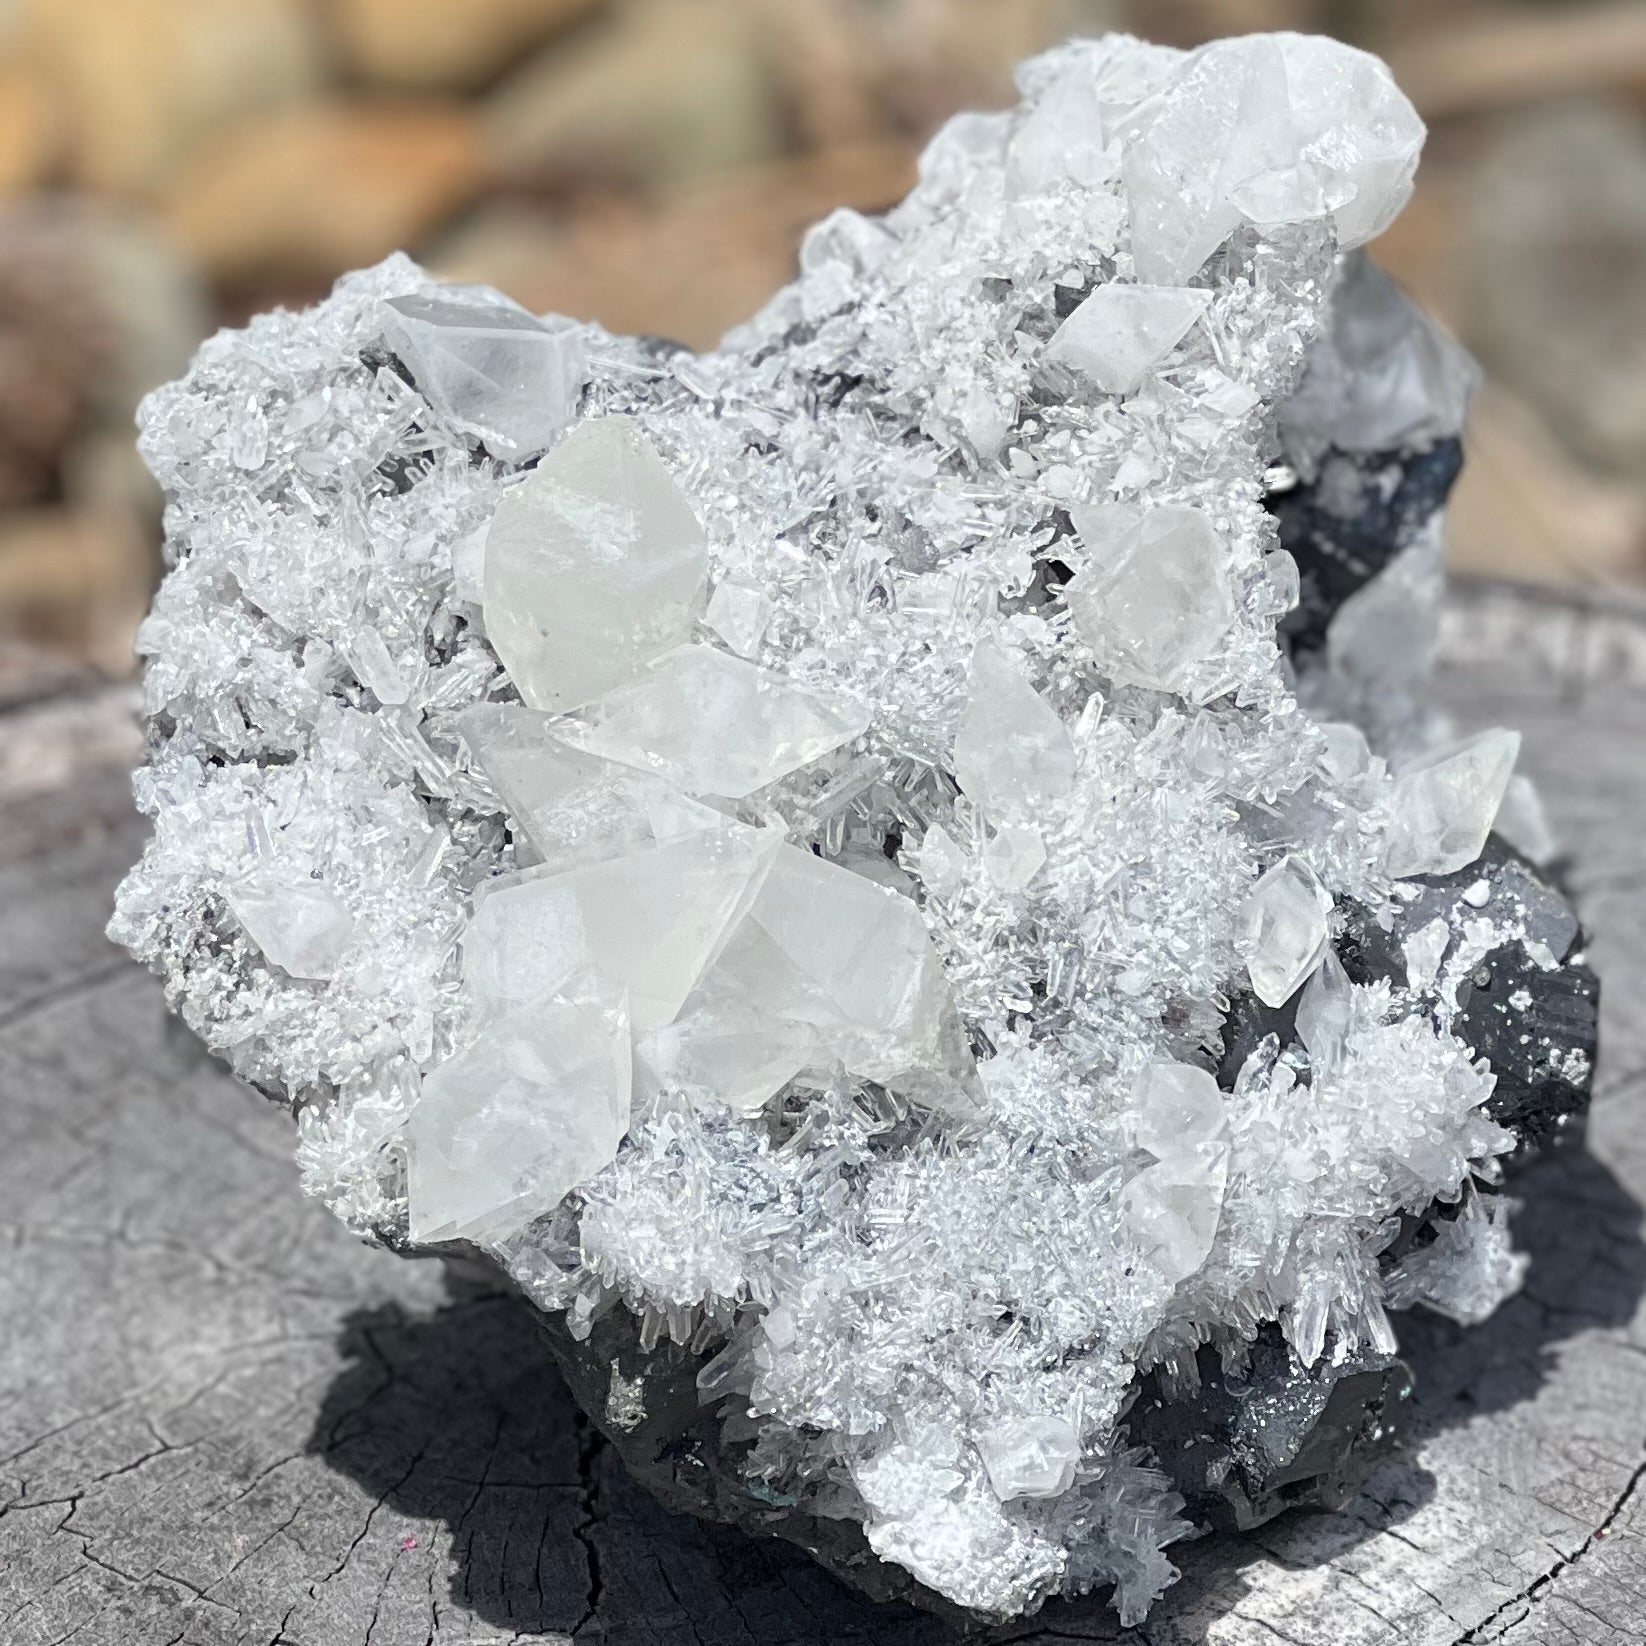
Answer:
306, 1134, 1646, 1644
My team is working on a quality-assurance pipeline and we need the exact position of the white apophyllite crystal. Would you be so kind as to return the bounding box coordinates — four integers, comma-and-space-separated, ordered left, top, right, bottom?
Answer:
459, 704, 719, 871
562, 643, 869, 800
112, 25, 1556, 1627
1241, 854, 1331, 1006
483, 416, 708, 713
405, 980, 631, 1245
1294, 944, 1353, 1069
225, 877, 356, 981
1120, 1063, 1231, 1286
1385, 728, 1521, 879
1066, 504, 1235, 695
1044, 283, 1212, 395
702, 580, 771, 658
1383, 1191, 1529, 1326
1004, 56, 1117, 199
1122, 33, 1425, 286
952, 637, 1075, 821
697, 844, 979, 1114
381, 286, 585, 462
463, 814, 777, 1032
978, 1415, 1082, 1500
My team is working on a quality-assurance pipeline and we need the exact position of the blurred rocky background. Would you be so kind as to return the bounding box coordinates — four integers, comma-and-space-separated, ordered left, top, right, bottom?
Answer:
1, 0, 1644, 675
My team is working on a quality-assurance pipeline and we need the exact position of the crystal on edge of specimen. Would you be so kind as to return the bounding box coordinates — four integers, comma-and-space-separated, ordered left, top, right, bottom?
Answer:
111, 25, 1597, 1632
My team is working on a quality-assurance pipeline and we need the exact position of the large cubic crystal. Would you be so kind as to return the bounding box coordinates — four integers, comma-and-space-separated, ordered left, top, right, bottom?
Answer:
483, 416, 708, 713
112, 25, 1597, 1632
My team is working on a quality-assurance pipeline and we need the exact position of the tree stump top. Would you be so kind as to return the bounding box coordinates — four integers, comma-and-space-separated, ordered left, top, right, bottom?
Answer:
2, 583, 1643, 1646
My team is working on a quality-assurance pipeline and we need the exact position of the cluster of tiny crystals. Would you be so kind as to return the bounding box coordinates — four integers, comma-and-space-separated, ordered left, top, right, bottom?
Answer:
111, 33, 1544, 1622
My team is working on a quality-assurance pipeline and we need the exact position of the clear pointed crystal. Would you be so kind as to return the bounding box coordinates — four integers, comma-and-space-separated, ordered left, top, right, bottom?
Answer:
1385, 729, 1520, 879
462, 815, 777, 1031
1045, 284, 1211, 396
953, 637, 1075, 821
483, 416, 709, 714
457, 703, 718, 874
695, 845, 979, 1115
1120, 1063, 1230, 1285
405, 976, 630, 1245
225, 878, 355, 981
1294, 945, 1352, 1070
563, 644, 868, 800
382, 286, 585, 462
1241, 854, 1330, 1006
1066, 504, 1234, 695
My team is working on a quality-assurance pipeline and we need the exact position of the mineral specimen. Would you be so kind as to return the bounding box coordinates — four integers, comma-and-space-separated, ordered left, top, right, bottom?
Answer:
112, 28, 1598, 1628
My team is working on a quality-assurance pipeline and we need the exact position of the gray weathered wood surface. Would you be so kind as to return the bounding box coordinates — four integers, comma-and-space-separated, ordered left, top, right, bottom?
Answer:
1, 584, 1643, 1646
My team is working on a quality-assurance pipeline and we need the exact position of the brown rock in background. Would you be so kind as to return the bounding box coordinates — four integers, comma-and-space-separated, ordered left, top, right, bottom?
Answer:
0, 505, 152, 674
329, 0, 606, 92
0, 62, 60, 198
1467, 100, 1646, 482
163, 101, 489, 285
434, 140, 916, 348
484, 0, 784, 190
12, 0, 324, 198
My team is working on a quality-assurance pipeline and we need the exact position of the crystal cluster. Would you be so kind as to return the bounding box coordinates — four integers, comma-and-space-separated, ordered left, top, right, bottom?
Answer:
112, 31, 1597, 1625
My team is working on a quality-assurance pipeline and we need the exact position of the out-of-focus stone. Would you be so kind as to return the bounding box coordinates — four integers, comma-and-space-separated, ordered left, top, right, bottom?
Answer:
329, 0, 604, 92
16, 0, 323, 197
163, 102, 487, 284
1469, 101, 1646, 481
0, 506, 154, 672
484, 0, 782, 191
0, 64, 59, 198
429, 144, 917, 350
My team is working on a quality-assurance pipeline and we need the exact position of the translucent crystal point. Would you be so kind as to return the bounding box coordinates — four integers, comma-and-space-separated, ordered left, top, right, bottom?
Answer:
1294, 944, 1352, 1070
1122, 34, 1424, 285
225, 878, 355, 981
952, 637, 1075, 821
697, 844, 978, 1114
483, 416, 709, 714
462, 815, 777, 1030
457, 703, 717, 873
635, 1005, 817, 1117
1385, 729, 1520, 879
1006, 58, 1116, 199
1044, 283, 1211, 396
1065, 504, 1234, 695
563, 644, 869, 800
978, 1416, 1080, 1500
1241, 854, 1330, 1006
1120, 1062, 1230, 1286
405, 977, 631, 1246
1280, 253, 1479, 469
382, 286, 585, 462
702, 580, 771, 658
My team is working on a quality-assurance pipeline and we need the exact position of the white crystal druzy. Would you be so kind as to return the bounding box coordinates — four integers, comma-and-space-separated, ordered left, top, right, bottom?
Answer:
110, 28, 1536, 1628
